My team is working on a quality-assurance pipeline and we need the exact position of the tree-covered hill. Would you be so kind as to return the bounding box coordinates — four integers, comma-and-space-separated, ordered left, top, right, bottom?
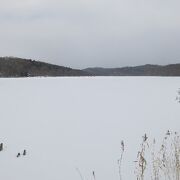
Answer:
0, 57, 90, 77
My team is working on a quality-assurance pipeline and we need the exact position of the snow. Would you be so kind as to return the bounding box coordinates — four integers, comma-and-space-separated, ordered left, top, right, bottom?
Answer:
0, 77, 179, 180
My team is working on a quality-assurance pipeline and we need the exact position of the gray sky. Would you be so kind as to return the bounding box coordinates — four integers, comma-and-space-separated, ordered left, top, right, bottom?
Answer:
0, 0, 180, 68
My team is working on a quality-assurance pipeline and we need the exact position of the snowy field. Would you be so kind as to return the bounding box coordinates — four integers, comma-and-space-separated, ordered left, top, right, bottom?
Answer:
0, 77, 179, 180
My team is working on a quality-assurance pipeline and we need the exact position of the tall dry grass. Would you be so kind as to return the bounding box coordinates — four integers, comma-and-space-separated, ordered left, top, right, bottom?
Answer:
133, 131, 180, 180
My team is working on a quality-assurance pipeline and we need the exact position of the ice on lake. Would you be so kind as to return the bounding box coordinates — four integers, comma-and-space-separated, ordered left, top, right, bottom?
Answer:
0, 77, 179, 180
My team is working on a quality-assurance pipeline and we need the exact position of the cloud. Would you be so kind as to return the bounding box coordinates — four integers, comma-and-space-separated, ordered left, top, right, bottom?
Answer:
0, 0, 180, 68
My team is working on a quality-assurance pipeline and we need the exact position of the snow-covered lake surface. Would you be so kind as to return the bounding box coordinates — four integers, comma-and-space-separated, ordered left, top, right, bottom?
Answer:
0, 77, 179, 180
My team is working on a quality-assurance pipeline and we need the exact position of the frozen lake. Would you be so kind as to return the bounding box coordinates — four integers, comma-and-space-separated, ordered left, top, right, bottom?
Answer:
0, 77, 179, 180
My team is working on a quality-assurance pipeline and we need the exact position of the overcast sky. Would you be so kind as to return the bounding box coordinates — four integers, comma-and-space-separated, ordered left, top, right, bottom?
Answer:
0, 0, 180, 68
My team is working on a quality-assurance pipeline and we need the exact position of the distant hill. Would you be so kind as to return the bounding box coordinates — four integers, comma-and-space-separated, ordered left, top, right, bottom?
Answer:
0, 57, 90, 77
83, 64, 180, 76
0, 57, 180, 77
